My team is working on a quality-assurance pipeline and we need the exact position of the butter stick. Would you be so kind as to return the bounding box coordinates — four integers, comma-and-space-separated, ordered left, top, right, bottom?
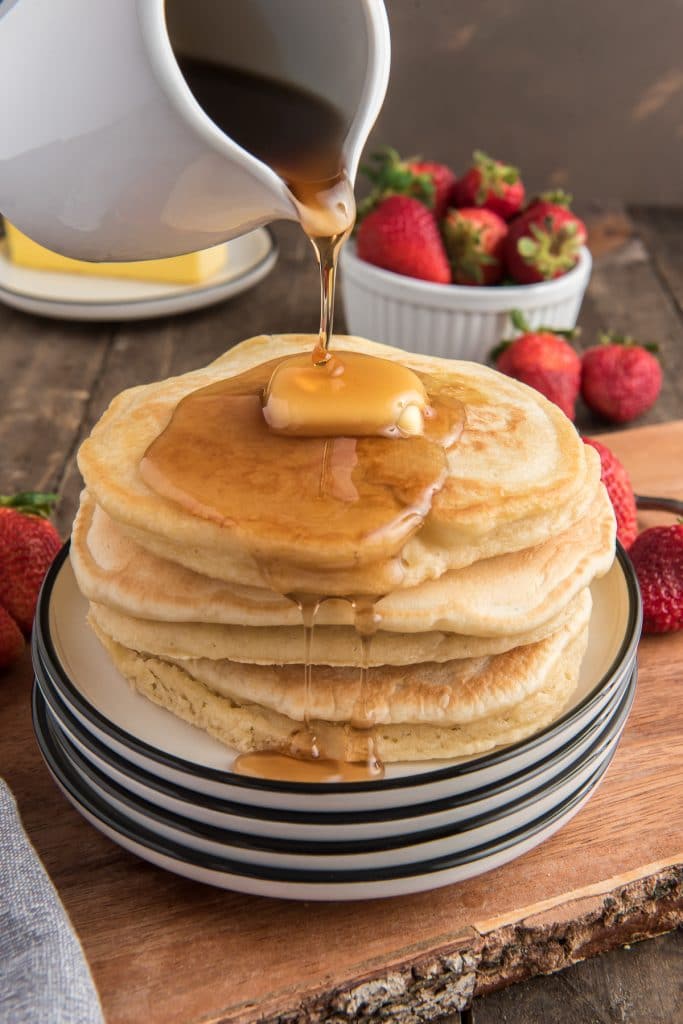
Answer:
4, 222, 227, 286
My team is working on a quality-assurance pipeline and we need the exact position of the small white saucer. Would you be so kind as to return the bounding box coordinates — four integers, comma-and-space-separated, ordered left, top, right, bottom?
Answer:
0, 228, 277, 321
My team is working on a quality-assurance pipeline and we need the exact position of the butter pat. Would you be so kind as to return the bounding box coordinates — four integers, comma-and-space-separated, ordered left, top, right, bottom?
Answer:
263, 351, 428, 438
4, 222, 227, 285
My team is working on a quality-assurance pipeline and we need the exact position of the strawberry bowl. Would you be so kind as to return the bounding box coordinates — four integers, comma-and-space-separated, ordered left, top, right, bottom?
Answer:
340, 243, 592, 363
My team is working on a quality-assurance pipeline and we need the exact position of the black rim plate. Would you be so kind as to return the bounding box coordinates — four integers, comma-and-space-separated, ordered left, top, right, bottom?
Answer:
32, 683, 618, 885
38, 667, 636, 856
33, 543, 642, 796
34, 640, 634, 825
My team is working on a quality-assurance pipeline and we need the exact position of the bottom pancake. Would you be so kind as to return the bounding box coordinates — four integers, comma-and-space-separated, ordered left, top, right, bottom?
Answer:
90, 619, 589, 763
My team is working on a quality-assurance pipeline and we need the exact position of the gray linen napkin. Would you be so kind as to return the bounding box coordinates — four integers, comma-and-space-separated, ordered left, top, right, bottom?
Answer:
0, 779, 104, 1024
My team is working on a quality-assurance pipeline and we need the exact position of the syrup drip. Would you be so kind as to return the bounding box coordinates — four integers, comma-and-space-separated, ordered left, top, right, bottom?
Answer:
289, 593, 322, 758
139, 360, 465, 590
232, 592, 386, 783
309, 214, 352, 364
351, 597, 385, 776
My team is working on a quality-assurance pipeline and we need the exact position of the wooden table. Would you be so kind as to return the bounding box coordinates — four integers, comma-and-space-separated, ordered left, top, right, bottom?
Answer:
1, 207, 682, 1023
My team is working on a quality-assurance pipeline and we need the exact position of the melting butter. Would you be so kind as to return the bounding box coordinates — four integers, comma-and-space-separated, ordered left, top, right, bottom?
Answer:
262, 351, 428, 437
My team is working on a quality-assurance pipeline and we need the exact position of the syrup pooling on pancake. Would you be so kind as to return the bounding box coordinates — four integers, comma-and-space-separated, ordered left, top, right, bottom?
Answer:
138, 357, 465, 584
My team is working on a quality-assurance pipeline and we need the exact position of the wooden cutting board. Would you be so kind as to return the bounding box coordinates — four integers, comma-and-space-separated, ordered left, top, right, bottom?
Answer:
2, 421, 682, 1024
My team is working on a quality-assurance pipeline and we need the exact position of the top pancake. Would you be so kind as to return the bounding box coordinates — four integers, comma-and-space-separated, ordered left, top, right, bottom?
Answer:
77, 334, 602, 594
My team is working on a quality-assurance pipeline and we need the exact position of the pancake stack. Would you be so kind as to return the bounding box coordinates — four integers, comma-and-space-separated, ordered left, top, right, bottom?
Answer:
71, 335, 615, 765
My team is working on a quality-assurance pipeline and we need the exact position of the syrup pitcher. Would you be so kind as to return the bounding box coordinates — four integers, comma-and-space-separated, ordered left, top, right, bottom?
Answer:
0, 0, 390, 260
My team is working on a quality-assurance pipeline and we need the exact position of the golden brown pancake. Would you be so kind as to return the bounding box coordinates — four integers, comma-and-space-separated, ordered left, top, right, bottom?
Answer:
77, 335, 603, 595
91, 600, 589, 762
71, 334, 614, 763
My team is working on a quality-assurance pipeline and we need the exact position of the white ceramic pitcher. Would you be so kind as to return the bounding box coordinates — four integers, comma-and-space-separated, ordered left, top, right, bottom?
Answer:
0, 0, 390, 260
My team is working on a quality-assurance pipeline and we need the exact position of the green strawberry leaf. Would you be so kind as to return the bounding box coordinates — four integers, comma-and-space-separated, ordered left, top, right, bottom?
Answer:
490, 339, 512, 361
510, 309, 531, 333
0, 492, 59, 518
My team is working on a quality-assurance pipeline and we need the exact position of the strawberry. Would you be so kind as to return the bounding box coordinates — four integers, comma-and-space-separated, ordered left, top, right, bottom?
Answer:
0, 493, 61, 670
582, 438, 637, 549
505, 206, 587, 284
356, 195, 451, 283
581, 333, 662, 424
452, 150, 525, 221
441, 207, 507, 286
520, 189, 574, 221
629, 524, 683, 634
0, 605, 24, 670
408, 160, 458, 220
492, 310, 581, 419
358, 147, 457, 221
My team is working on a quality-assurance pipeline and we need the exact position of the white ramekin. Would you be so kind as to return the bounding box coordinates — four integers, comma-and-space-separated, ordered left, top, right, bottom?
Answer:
340, 243, 592, 362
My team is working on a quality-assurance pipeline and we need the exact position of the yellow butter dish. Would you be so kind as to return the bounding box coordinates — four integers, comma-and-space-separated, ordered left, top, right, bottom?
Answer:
4, 222, 227, 286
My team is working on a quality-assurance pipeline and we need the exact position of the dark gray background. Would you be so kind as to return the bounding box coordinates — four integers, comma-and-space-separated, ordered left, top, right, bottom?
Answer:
366, 0, 683, 203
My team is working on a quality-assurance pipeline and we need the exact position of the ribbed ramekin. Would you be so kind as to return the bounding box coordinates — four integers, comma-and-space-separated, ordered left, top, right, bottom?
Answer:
340, 244, 592, 362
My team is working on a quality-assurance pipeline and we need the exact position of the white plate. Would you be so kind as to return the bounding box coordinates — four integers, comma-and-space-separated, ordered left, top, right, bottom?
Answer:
0, 229, 277, 320
43, 694, 626, 872
47, 771, 601, 901
34, 689, 609, 901
35, 547, 640, 813
37, 659, 633, 842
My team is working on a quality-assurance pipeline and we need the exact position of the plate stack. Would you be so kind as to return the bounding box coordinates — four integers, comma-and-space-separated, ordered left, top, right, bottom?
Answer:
33, 545, 640, 901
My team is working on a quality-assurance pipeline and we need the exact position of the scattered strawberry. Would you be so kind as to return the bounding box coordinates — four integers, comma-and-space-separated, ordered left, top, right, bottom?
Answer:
0, 605, 24, 670
356, 195, 451, 284
0, 492, 61, 669
582, 438, 637, 548
358, 147, 457, 221
581, 333, 662, 424
452, 150, 525, 221
442, 207, 507, 286
505, 205, 587, 284
492, 310, 581, 419
629, 524, 683, 634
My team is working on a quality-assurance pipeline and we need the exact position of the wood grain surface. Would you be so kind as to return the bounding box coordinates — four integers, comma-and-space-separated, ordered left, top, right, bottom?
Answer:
1, 210, 682, 1023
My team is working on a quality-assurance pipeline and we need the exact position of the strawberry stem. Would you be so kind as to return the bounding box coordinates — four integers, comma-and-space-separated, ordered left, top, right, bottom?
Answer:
528, 189, 573, 209
489, 339, 512, 362
502, 309, 580, 344
357, 147, 436, 225
472, 149, 520, 202
0, 492, 59, 518
510, 308, 530, 333
598, 330, 659, 355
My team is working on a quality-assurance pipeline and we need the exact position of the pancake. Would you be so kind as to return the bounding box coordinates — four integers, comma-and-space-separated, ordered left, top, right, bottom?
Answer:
77, 334, 603, 594
91, 608, 590, 762
87, 589, 591, 666
72, 333, 614, 765
101, 587, 591, 725
72, 487, 613, 639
